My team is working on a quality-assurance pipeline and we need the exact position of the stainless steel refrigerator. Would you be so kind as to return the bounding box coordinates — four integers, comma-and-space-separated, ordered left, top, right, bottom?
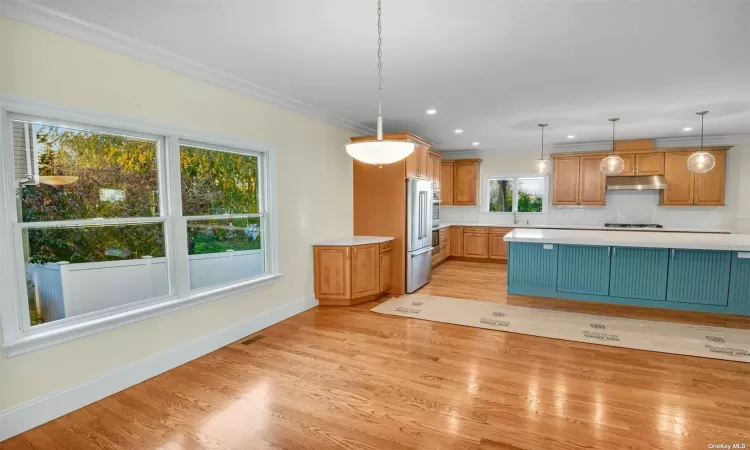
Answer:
406, 179, 433, 293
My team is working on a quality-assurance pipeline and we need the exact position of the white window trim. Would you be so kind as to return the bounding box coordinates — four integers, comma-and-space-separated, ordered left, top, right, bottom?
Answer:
0, 96, 282, 357
485, 173, 549, 214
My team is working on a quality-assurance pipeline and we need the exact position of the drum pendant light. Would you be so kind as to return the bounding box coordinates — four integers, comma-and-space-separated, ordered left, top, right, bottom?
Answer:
687, 111, 716, 174
345, 0, 415, 166
600, 118, 625, 176
533, 124, 551, 175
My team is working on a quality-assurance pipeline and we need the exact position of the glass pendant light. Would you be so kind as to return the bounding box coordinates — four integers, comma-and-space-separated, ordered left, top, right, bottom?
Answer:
533, 124, 551, 175
600, 118, 625, 176
687, 111, 716, 174
345, 0, 415, 166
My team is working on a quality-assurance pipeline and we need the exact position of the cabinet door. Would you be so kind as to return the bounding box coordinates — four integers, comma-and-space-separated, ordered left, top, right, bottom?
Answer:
609, 247, 669, 301
453, 161, 479, 205
578, 155, 606, 205
433, 154, 442, 191
728, 253, 750, 316
405, 145, 424, 179
635, 153, 665, 176
508, 243, 558, 292
661, 152, 694, 205
440, 161, 454, 205
314, 247, 351, 300
488, 233, 507, 260
620, 154, 635, 176
351, 244, 380, 297
463, 233, 489, 258
379, 250, 392, 292
450, 226, 463, 256
694, 150, 726, 206
557, 245, 611, 295
553, 157, 580, 205
666, 250, 731, 305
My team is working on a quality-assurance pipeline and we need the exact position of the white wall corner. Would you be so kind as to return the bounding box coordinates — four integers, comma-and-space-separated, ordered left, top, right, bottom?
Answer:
0, 296, 319, 442
0, 0, 373, 137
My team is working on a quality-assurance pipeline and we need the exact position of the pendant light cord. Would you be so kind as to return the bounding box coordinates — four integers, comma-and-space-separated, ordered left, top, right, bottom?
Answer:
696, 111, 708, 152
608, 118, 619, 155
538, 124, 547, 158
376, 0, 383, 139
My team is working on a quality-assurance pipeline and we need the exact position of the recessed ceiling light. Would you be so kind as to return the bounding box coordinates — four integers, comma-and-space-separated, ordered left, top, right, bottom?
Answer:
426, 108, 437, 115
683, 127, 693, 132
455, 129, 464, 134
567, 135, 575, 139
472, 142, 480, 147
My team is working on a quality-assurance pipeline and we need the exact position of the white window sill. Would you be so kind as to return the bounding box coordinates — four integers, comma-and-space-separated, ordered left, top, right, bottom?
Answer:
2, 272, 283, 357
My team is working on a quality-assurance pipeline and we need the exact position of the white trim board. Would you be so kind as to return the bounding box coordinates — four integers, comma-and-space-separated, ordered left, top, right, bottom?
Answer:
0, 297, 319, 442
0, 0, 374, 137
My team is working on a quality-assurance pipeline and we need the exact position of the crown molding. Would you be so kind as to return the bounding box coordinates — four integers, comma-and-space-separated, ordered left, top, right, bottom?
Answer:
0, 0, 375, 136
552, 133, 750, 153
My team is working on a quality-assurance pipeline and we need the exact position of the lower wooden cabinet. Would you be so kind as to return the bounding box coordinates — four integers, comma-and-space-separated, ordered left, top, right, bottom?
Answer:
450, 226, 463, 256
463, 233, 489, 258
314, 240, 393, 306
489, 228, 512, 260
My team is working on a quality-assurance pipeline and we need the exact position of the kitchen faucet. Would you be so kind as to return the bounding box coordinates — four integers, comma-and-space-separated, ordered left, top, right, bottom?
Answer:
513, 210, 519, 225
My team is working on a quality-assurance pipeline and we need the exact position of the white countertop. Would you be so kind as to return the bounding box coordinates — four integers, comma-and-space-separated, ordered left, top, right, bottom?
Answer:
435, 223, 733, 234
503, 228, 750, 251
313, 236, 394, 246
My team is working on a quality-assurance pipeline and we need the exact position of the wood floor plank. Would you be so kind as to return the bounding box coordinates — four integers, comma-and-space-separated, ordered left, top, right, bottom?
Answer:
3, 260, 750, 449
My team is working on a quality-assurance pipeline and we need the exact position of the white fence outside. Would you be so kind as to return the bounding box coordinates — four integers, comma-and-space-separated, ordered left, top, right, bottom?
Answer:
26, 249, 263, 322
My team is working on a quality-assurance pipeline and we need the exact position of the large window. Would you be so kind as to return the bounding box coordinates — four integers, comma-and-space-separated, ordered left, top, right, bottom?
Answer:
180, 144, 265, 290
1, 107, 277, 353
488, 177, 545, 213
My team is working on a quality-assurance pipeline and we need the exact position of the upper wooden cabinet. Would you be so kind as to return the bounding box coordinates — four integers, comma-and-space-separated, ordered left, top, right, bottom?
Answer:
635, 153, 665, 176
553, 156, 580, 205
427, 151, 442, 192
406, 144, 429, 180
694, 150, 727, 206
440, 161, 454, 205
452, 159, 481, 206
578, 155, 607, 205
661, 149, 728, 206
350, 132, 431, 180
661, 151, 694, 205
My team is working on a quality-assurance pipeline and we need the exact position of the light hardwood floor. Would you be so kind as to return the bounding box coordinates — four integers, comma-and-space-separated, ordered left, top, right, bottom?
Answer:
2, 260, 749, 449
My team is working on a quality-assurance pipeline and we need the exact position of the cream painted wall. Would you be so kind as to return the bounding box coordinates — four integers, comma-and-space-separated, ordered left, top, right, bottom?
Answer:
0, 18, 354, 411
442, 144, 749, 231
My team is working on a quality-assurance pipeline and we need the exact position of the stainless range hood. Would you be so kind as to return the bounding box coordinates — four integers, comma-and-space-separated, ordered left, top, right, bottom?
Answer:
606, 175, 667, 191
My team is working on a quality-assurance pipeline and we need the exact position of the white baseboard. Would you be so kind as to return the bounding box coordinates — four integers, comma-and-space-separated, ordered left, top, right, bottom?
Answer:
0, 297, 318, 442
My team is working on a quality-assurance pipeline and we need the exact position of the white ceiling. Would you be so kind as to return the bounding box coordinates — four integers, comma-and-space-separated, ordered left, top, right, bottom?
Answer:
30, 0, 750, 151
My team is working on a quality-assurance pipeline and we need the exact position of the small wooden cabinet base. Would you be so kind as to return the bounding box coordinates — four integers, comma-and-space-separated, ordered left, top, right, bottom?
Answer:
314, 240, 393, 306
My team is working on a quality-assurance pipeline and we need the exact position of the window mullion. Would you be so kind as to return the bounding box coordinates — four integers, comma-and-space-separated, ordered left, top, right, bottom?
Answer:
167, 136, 190, 297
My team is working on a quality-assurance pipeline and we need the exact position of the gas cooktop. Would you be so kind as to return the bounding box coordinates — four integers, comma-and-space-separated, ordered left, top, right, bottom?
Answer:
604, 223, 664, 229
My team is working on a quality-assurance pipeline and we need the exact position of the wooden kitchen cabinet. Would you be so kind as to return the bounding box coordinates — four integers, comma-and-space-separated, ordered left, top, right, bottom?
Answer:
450, 226, 463, 256
440, 161, 454, 205
552, 153, 606, 206
428, 151, 442, 192
552, 156, 580, 205
661, 151, 695, 206
453, 159, 481, 205
635, 153, 665, 175
405, 144, 429, 180
314, 239, 393, 305
620, 154, 636, 176
489, 227, 513, 261
694, 150, 727, 206
579, 155, 607, 205
379, 250, 392, 292
463, 233, 489, 258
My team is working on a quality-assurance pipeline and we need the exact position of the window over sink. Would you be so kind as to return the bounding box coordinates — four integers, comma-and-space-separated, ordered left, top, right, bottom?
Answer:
487, 177, 545, 213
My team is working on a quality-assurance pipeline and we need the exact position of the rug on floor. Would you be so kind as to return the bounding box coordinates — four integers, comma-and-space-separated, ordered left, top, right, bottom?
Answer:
371, 294, 750, 363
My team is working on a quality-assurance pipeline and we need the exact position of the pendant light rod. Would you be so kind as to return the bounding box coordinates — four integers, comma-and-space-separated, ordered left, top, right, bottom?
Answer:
608, 117, 619, 154
538, 124, 548, 159
697, 110, 708, 151
376, 0, 383, 140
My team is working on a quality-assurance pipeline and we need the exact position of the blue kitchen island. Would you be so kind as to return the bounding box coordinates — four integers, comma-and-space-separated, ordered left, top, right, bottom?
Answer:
503, 229, 750, 316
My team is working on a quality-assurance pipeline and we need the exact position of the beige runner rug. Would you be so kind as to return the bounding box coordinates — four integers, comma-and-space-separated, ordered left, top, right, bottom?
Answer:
371, 294, 750, 363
